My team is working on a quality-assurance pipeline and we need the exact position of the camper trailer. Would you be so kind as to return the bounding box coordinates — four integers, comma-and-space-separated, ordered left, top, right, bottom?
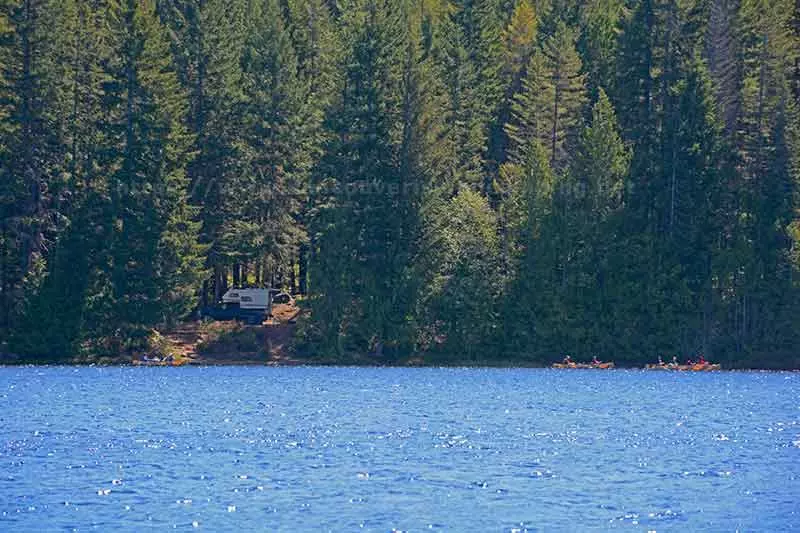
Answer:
202, 288, 272, 325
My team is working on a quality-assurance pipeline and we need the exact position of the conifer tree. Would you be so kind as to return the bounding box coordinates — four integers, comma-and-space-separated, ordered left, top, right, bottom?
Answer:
499, 26, 585, 278
615, 0, 661, 231
0, 0, 12, 339
505, 49, 547, 165
486, 0, 538, 182
229, 0, 309, 286
503, 0, 537, 81
452, 0, 506, 193
663, 57, 726, 358
573, 89, 630, 222
502, 139, 557, 359
311, 0, 438, 357
158, 0, 247, 303
541, 21, 587, 170
97, 0, 202, 350
0, 0, 81, 348
0, 0, 19, 338
565, 88, 630, 355
8, 0, 115, 357
507, 22, 586, 171
281, 0, 340, 293
577, 0, 624, 98
282, 0, 339, 103
724, 0, 799, 362
706, 0, 741, 135
614, 0, 725, 359
430, 10, 486, 192
312, 0, 409, 355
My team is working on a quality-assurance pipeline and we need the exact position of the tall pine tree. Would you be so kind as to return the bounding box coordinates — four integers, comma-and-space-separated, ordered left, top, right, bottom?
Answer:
96, 0, 202, 351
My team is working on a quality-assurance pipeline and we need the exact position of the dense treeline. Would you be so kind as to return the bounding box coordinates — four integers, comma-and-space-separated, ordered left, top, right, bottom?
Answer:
0, 0, 798, 368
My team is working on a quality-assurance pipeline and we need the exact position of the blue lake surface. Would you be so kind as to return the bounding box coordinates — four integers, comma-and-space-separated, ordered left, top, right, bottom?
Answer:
0, 366, 798, 532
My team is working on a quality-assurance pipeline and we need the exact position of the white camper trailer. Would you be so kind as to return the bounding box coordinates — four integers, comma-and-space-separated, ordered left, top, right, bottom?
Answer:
202, 288, 272, 325
222, 288, 271, 310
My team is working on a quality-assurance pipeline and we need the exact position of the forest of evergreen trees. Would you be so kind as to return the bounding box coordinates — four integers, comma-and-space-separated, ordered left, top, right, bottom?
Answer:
0, 0, 798, 368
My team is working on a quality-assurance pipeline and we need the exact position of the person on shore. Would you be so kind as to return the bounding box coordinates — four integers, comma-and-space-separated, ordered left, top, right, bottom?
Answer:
657, 356, 664, 366
697, 354, 706, 365
592, 355, 601, 366
563, 355, 572, 365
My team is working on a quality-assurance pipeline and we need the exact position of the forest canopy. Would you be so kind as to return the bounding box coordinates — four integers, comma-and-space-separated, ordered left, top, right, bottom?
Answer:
0, 0, 798, 368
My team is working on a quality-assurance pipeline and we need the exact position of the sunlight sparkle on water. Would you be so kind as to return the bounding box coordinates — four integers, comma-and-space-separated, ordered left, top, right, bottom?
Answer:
0, 366, 797, 531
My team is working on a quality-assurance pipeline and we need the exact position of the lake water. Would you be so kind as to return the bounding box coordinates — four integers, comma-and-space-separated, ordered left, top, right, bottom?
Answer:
0, 367, 797, 532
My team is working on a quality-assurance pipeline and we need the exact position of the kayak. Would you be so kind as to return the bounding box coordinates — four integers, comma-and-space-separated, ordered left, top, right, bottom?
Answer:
645, 363, 721, 371
691, 363, 721, 371
133, 359, 186, 367
552, 362, 615, 369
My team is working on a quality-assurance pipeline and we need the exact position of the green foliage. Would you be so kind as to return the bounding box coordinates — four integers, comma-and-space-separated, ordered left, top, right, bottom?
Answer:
419, 189, 500, 359
503, 0, 538, 83
573, 89, 630, 221
225, 0, 309, 276
431, 12, 487, 191
501, 139, 557, 359
453, 0, 507, 193
506, 21, 586, 171
0, 0, 62, 337
577, 0, 624, 98
0, 0, 798, 368
197, 321, 265, 356
96, 0, 200, 346
310, 0, 443, 358
156, 0, 248, 303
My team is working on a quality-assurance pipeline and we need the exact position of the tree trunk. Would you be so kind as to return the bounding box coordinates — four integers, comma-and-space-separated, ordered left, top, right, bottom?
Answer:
551, 70, 560, 168
289, 255, 296, 294
214, 264, 224, 302
232, 263, 241, 287
299, 243, 308, 295
20, 0, 44, 281
0, 224, 8, 332
706, 0, 741, 135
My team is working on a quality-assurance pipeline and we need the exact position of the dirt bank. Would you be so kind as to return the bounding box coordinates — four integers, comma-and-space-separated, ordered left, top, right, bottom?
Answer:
138, 302, 305, 366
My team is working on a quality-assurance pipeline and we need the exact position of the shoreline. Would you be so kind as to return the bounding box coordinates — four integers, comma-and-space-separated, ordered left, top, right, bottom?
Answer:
6, 315, 794, 370
0, 357, 797, 372
4, 316, 798, 371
